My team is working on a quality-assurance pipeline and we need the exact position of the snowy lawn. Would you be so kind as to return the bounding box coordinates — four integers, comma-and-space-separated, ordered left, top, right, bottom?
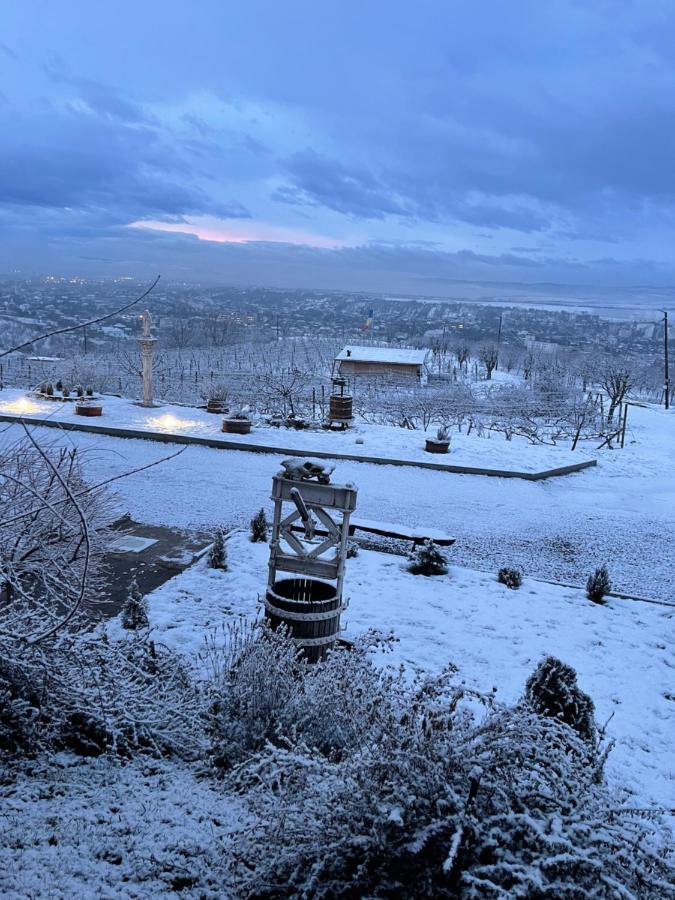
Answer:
0, 388, 594, 474
0, 755, 244, 898
1, 400, 673, 600
133, 532, 675, 815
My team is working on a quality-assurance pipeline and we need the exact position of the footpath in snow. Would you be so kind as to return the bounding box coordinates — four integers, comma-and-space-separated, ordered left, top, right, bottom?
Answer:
0, 389, 596, 479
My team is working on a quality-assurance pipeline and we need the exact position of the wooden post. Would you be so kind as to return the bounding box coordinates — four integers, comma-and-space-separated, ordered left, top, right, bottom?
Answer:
664, 311, 670, 410
620, 403, 628, 448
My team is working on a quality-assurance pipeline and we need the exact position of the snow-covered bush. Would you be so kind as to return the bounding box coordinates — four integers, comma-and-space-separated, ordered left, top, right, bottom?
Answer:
346, 540, 359, 558
524, 655, 596, 744
0, 657, 41, 755
2, 635, 205, 760
408, 539, 449, 576
249, 508, 269, 543
229, 669, 673, 898
55, 636, 204, 758
205, 624, 403, 770
436, 424, 450, 443
587, 565, 611, 604
205, 623, 304, 770
497, 566, 522, 589
207, 528, 228, 570
120, 578, 149, 630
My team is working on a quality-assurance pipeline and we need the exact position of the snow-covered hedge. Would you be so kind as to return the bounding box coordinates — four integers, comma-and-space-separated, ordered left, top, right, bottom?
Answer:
228, 668, 673, 898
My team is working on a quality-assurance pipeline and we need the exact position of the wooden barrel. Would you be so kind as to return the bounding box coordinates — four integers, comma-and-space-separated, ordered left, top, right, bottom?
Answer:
329, 394, 353, 422
75, 404, 103, 417
222, 418, 252, 434
425, 438, 449, 454
264, 577, 342, 662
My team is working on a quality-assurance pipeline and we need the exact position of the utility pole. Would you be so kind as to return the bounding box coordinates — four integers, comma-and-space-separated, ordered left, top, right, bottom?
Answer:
664, 311, 670, 410
495, 312, 503, 371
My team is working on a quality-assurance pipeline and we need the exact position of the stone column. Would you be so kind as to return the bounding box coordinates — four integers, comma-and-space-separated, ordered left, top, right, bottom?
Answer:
138, 309, 156, 408
139, 337, 157, 407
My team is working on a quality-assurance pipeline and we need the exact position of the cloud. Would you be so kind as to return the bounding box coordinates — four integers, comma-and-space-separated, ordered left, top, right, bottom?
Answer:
275, 151, 413, 219
5, 1, 675, 286
0, 103, 250, 223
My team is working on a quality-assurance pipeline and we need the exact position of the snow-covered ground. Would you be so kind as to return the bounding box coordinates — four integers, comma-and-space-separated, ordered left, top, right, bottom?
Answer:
125, 532, 675, 814
0, 388, 593, 474
2, 397, 673, 600
0, 755, 244, 898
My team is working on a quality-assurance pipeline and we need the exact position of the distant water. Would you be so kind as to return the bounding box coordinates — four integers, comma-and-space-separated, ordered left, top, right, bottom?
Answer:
382, 282, 673, 321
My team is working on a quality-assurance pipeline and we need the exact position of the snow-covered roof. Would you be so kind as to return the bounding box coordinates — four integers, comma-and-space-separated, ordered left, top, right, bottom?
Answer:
335, 346, 428, 365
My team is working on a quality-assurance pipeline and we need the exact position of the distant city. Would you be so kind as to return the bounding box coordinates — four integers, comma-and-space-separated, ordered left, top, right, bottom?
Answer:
0, 276, 666, 364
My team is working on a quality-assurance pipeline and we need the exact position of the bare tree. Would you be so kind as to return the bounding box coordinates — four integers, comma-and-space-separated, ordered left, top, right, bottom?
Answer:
256, 369, 310, 419
0, 432, 113, 645
455, 343, 471, 373
479, 344, 499, 380
600, 362, 634, 423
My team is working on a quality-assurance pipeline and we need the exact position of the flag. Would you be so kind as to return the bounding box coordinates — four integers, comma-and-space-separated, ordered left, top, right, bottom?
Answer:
362, 309, 374, 331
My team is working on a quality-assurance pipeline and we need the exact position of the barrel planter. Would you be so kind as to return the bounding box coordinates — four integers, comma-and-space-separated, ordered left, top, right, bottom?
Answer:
206, 399, 226, 414
222, 417, 252, 434
264, 577, 342, 662
75, 404, 103, 417
425, 438, 450, 454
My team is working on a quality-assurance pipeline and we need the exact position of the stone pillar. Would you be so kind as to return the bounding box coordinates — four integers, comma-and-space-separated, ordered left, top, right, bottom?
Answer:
139, 337, 157, 407
138, 309, 156, 408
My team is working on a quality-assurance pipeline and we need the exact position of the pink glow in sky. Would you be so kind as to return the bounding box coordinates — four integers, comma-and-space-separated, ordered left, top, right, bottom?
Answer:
129, 218, 346, 249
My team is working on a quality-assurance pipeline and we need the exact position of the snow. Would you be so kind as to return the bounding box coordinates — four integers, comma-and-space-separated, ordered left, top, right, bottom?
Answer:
131, 532, 675, 813
0, 388, 595, 475
0, 756, 245, 898
335, 345, 429, 364
1, 396, 672, 601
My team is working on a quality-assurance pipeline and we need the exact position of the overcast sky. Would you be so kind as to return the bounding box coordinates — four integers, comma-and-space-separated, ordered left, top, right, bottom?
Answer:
3, 1, 675, 293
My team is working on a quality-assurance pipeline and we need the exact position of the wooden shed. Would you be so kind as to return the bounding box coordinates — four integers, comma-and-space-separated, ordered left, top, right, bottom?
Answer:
335, 346, 430, 383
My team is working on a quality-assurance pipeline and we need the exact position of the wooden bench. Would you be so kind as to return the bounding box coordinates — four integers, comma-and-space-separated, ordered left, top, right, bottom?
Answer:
291, 516, 455, 548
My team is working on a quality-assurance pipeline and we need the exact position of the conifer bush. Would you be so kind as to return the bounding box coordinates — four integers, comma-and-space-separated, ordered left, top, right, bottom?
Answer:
250, 508, 269, 543
524, 655, 596, 744
120, 578, 149, 630
497, 566, 522, 589
408, 539, 448, 576
207, 528, 228, 570
587, 565, 611, 603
